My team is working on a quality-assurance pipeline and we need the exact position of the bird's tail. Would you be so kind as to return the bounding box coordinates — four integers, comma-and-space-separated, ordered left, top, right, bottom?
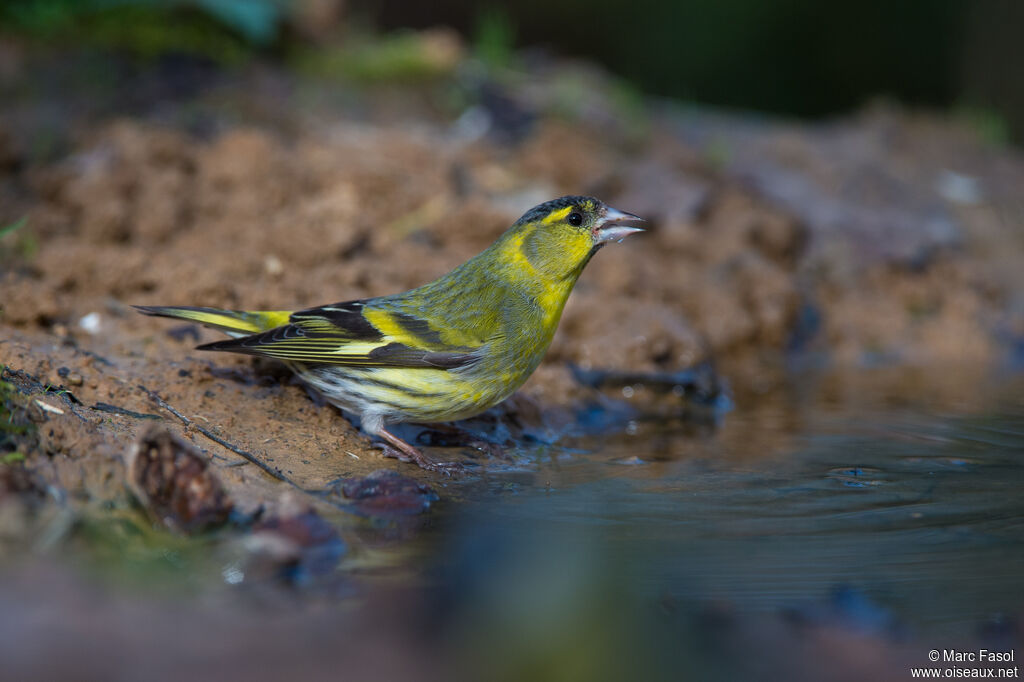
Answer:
134, 306, 292, 336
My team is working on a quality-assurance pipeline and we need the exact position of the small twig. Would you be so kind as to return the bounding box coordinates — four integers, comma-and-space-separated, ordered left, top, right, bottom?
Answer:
139, 384, 303, 490
92, 402, 162, 420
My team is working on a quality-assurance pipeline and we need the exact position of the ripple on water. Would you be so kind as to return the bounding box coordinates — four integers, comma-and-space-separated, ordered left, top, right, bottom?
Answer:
449, 390, 1024, 635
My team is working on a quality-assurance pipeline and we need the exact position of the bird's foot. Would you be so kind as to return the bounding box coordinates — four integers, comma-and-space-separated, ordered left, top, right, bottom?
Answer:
376, 443, 463, 476
374, 426, 464, 476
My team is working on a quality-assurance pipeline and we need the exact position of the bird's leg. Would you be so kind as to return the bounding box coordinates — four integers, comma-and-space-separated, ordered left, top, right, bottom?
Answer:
375, 427, 464, 476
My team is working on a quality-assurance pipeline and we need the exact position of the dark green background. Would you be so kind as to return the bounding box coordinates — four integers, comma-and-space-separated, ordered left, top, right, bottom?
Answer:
363, 0, 1023, 138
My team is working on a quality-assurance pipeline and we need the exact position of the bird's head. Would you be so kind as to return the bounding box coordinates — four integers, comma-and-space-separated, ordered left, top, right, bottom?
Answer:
509, 195, 644, 282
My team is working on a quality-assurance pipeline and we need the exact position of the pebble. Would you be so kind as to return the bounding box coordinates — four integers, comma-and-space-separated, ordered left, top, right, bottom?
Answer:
78, 312, 102, 335
264, 255, 283, 277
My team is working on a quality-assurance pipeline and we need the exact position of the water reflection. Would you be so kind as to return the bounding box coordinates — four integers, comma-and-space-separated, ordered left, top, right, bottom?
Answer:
439, 368, 1024, 638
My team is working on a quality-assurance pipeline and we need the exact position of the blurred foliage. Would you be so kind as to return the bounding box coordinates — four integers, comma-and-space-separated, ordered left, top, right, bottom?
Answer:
194, 0, 284, 45
294, 29, 463, 83
954, 105, 1011, 147
0, 0, 287, 61
472, 7, 515, 68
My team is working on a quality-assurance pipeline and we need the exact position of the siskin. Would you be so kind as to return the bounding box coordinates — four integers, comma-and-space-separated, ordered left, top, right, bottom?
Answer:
137, 196, 642, 473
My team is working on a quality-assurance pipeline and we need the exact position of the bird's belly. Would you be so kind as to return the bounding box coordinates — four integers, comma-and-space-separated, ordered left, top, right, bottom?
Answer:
294, 364, 524, 424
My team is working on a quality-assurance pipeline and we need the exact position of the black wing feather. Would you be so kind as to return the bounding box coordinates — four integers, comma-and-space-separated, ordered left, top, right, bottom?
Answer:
195, 299, 480, 370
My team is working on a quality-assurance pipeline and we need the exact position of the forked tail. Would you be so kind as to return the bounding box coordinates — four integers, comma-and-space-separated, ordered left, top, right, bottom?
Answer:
134, 306, 292, 336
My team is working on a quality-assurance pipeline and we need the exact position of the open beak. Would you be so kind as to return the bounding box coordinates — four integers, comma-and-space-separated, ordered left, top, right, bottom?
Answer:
595, 206, 645, 243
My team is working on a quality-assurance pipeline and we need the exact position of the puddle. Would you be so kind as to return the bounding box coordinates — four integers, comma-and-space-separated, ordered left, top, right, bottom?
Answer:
428, 373, 1024, 639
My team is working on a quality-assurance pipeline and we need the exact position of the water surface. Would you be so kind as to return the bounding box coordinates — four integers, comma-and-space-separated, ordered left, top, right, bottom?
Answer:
433, 369, 1024, 639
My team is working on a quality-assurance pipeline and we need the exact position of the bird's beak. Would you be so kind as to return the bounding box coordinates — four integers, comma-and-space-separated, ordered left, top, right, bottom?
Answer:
595, 207, 645, 243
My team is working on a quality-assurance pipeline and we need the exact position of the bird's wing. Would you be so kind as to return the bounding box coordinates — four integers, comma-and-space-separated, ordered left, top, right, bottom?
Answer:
195, 300, 481, 369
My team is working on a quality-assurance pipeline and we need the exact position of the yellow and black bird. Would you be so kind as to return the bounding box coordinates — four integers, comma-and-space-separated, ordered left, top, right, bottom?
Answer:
137, 196, 643, 472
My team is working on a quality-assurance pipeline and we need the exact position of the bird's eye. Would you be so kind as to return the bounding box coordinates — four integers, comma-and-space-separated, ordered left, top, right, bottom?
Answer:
567, 212, 583, 226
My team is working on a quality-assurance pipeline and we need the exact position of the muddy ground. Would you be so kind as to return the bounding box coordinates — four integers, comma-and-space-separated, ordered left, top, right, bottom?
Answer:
2, 37, 1024, 680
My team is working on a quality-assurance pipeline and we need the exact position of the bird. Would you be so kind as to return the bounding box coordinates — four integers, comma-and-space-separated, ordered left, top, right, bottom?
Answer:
136, 195, 643, 473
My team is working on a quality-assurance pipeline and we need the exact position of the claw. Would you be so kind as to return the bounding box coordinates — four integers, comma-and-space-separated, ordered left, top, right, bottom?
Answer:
374, 436, 464, 476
